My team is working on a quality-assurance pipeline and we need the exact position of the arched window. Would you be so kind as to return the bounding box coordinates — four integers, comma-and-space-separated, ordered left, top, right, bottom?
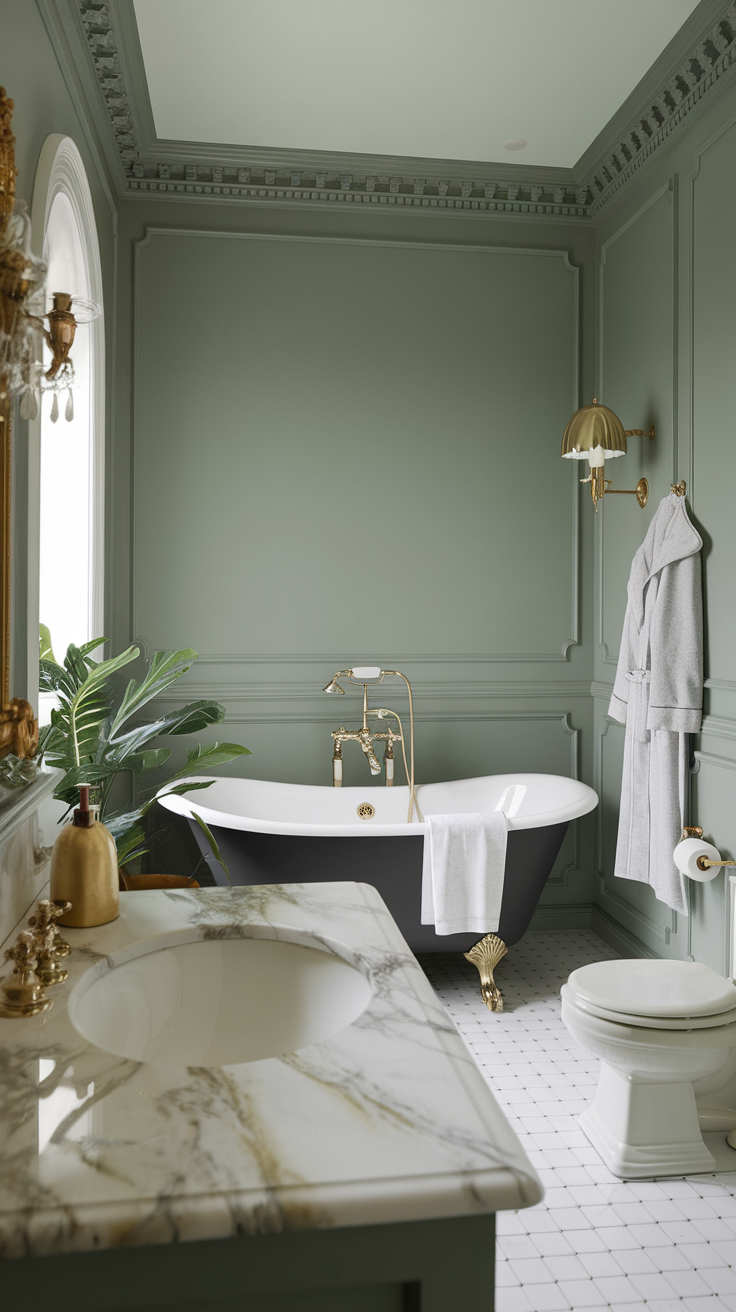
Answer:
31, 136, 104, 694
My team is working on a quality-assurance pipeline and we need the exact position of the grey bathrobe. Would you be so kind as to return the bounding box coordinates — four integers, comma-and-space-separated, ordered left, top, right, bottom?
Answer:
608, 494, 703, 915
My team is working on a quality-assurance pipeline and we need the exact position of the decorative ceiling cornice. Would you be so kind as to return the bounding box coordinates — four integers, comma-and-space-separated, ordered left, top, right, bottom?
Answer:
74, 0, 736, 224
585, 0, 736, 216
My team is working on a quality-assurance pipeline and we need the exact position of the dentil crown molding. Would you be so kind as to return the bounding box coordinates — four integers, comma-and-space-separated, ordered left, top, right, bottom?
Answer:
69, 0, 736, 224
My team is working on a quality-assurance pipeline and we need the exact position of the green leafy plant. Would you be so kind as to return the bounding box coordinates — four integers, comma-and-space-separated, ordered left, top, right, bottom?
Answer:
37, 635, 250, 867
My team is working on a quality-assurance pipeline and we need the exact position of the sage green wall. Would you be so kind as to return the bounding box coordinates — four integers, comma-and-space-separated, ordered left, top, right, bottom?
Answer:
116, 199, 597, 917
593, 76, 736, 972
8, 0, 735, 952
0, 0, 116, 699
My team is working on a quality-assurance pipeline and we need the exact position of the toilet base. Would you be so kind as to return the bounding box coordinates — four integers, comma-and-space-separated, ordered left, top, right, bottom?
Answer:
580, 1062, 717, 1178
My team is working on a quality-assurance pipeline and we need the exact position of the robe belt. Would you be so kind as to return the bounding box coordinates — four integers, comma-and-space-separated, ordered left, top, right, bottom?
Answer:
626, 669, 651, 742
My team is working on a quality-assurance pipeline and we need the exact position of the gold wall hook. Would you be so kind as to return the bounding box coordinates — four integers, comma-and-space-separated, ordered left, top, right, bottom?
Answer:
671, 480, 687, 497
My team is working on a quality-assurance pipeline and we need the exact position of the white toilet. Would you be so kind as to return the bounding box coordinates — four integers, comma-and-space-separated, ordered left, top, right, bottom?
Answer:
561, 958, 736, 1178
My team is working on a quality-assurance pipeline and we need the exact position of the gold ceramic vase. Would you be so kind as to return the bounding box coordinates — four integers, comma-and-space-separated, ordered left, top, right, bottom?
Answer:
49, 787, 119, 927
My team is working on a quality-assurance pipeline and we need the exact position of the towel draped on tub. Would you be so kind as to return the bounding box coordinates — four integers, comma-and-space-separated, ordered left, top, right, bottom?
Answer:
420, 810, 508, 936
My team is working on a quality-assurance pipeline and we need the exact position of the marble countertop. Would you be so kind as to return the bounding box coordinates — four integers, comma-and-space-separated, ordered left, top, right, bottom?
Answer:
0, 882, 542, 1258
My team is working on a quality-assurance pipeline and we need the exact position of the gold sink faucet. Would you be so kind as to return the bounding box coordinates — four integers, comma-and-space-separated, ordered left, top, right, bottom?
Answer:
322, 667, 420, 822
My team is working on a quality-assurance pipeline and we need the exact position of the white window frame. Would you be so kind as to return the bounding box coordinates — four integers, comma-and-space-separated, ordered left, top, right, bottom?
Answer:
28, 135, 105, 701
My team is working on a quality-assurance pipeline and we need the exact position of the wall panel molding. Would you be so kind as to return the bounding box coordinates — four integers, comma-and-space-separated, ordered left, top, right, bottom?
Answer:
133, 229, 580, 663
596, 180, 678, 667
700, 714, 736, 742
686, 112, 736, 745
695, 749, 736, 773
686, 102, 736, 511
176, 678, 594, 702
192, 652, 586, 669
706, 676, 736, 692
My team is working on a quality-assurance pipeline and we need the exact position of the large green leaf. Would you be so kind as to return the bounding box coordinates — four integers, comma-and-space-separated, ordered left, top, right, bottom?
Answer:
52, 762, 122, 809
64, 642, 96, 690
114, 822, 149, 865
190, 810, 231, 885
108, 649, 199, 740
106, 701, 226, 761
52, 644, 140, 768
39, 624, 57, 664
159, 701, 227, 737
104, 779, 215, 845
75, 635, 108, 659
123, 748, 172, 775
166, 742, 250, 783
155, 780, 216, 802
39, 657, 75, 697
36, 721, 63, 761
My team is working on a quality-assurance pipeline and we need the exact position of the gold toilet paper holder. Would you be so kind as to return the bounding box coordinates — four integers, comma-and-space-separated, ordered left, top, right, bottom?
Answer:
682, 827, 736, 872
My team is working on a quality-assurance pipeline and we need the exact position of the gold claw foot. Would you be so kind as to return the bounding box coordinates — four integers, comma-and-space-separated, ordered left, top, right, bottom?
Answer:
464, 933, 508, 1012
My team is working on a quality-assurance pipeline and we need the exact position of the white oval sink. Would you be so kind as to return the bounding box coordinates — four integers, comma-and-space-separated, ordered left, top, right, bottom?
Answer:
69, 935, 372, 1067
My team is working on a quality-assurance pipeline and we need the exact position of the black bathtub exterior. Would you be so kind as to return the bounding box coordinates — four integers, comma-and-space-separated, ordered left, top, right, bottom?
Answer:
187, 820, 569, 953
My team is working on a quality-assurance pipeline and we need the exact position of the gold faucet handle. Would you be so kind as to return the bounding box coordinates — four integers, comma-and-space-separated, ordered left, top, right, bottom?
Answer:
0, 931, 53, 1018
28, 899, 73, 958
4, 931, 40, 978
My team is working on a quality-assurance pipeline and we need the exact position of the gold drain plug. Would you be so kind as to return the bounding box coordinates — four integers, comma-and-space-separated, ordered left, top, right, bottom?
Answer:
357, 802, 375, 819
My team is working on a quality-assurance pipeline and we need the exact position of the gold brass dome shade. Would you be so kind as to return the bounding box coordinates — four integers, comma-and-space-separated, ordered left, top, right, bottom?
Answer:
561, 399, 627, 460
560, 398, 655, 511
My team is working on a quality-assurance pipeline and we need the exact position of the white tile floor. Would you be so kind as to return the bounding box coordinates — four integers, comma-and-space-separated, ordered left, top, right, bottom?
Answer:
421, 932, 736, 1312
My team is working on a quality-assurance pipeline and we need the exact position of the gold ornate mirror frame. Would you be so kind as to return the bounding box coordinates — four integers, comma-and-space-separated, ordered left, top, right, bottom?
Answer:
0, 88, 17, 706
0, 393, 9, 705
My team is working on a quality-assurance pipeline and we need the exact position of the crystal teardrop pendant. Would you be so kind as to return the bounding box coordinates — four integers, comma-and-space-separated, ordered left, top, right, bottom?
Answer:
65, 390, 74, 422
20, 392, 32, 420
30, 391, 38, 420
50, 393, 59, 423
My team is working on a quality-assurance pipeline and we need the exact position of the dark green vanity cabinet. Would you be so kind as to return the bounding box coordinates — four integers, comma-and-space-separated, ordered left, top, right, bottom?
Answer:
2, 1214, 496, 1311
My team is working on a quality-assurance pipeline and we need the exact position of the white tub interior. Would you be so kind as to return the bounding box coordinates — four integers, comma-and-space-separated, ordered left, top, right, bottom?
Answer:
160, 773, 598, 839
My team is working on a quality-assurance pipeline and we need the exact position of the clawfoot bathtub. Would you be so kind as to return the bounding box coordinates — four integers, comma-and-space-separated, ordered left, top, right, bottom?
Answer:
160, 773, 598, 958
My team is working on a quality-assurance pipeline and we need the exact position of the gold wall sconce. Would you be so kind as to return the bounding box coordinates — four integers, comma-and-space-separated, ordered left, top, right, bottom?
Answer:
561, 399, 654, 511
25, 291, 100, 422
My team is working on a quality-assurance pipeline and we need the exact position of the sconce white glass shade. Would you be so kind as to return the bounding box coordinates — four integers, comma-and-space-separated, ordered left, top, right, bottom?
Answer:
561, 399, 627, 464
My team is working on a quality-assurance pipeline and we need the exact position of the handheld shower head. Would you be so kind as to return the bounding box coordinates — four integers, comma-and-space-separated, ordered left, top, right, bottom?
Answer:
322, 673, 347, 694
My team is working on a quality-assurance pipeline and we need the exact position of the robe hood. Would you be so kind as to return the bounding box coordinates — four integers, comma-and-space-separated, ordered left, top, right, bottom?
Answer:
628, 494, 702, 630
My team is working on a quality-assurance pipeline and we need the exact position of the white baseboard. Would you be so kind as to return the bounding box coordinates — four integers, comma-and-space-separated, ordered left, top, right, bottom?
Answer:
590, 904, 660, 959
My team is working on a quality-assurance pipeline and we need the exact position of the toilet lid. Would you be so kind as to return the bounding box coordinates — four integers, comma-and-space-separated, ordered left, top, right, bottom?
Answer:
567, 959, 736, 1021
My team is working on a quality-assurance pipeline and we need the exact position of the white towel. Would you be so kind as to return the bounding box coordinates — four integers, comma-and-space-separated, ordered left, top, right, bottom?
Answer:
420, 811, 508, 936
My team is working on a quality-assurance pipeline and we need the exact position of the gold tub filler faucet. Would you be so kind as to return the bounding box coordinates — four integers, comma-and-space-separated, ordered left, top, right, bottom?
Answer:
322, 667, 420, 823
322, 667, 506, 1011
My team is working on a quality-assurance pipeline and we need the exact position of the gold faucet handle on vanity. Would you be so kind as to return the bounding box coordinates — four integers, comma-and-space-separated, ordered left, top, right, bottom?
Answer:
28, 898, 72, 957
27, 899, 72, 986
0, 930, 53, 1018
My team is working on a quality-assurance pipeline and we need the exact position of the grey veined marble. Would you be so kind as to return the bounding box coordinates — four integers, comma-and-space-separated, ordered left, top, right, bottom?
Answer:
0, 883, 542, 1257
